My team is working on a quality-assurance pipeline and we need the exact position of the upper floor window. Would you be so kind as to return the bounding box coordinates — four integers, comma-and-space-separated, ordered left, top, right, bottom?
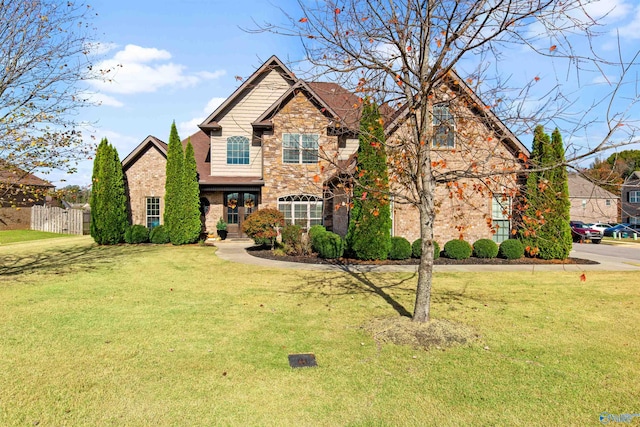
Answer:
283, 133, 319, 164
629, 191, 640, 203
227, 136, 250, 165
432, 104, 455, 148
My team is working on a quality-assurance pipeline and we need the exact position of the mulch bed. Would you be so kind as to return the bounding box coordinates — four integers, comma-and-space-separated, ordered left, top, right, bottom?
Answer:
246, 247, 599, 266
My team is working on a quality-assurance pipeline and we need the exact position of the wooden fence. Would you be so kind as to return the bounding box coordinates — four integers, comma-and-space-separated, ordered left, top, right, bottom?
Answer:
31, 205, 85, 235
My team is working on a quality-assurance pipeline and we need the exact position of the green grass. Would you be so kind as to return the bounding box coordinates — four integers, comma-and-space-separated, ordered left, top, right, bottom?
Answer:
0, 229, 76, 244
0, 237, 638, 426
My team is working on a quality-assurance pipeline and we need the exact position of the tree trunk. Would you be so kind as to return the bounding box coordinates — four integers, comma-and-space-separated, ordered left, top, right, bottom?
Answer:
413, 180, 436, 322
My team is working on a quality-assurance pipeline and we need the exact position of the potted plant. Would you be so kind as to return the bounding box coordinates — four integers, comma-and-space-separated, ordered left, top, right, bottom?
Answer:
216, 217, 228, 240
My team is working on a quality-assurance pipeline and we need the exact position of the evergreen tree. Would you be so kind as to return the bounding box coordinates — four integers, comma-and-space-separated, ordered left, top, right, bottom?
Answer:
345, 100, 392, 260
90, 138, 108, 242
90, 139, 128, 245
164, 122, 184, 244
174, 139, 202, 244
521, 126, 572, 259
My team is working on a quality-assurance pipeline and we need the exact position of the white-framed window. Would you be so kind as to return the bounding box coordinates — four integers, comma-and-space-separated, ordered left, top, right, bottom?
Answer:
227, 136, 250, 165
491, 194, 511, 243
146, 197, 160, 229
278, 194, 323, 230
432, 103, 455, 148
629, 191, 640, 203
283, 133, 319, 164
605, 199, 612, 206
630, 217, 640, 225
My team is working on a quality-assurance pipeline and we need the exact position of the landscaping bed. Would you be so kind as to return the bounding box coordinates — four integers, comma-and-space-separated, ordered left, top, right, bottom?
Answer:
246, 246, 598, 265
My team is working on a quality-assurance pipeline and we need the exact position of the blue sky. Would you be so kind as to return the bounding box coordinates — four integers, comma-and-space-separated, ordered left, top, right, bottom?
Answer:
52, 0, 640, 187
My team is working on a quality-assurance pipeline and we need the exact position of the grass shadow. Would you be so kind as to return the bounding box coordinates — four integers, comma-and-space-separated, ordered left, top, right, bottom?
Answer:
0, 243, 154, 279
293, 264, 416, 318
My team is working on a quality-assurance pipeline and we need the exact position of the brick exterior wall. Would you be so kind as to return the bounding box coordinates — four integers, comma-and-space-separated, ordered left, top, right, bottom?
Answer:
124, 145, 167, 227
386, 90, 522, 245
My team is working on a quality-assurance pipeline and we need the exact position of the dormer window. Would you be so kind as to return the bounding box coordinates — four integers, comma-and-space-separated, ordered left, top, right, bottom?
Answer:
432, 104, 455, 148
227, 136, 250, 165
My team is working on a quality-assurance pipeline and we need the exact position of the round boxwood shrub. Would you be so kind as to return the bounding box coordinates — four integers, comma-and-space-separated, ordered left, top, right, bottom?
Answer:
308, 225, 327, 252
411, 239, 440, 260
315, 231, 344, 259
124, 224, 149, 244
443, 239, 472, 260
389, 236, 411, 260
149, 225, 170, 244
499, 239, 525, 260
473, 238, 499, 258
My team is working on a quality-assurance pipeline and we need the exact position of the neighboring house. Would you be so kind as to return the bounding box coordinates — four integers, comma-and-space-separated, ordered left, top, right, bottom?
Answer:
567, 173, 619, 223
621, 171, 640, 224
0, 164, 55, 230
123, 55, 530, 243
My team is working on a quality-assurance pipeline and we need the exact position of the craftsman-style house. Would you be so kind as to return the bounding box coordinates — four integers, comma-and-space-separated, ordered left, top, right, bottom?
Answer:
122, 55, 530, 243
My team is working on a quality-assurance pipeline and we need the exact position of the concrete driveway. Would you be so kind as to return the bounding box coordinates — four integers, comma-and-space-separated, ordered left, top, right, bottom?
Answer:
213, 239, 640, 272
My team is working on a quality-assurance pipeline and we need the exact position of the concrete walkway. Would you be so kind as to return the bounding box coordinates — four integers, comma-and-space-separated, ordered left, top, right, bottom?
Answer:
212, 239, 640, 272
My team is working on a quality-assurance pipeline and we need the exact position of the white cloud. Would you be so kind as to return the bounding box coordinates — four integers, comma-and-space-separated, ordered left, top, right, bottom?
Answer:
113, 44, 172, 63
616, 4, 640, 39
177, 97, 226, 137
84, 92, 124, 107
89, 44, 226, 96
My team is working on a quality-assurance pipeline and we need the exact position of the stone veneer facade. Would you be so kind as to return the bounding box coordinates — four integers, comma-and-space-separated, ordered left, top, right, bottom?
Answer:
124, 145, 167, 227
261, 92, 343, 209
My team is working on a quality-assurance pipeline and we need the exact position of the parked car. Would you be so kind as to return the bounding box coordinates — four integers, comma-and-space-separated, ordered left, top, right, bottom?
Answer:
589, 223, 614, 233
604, 223, 639, 237
569, 221, 603, 244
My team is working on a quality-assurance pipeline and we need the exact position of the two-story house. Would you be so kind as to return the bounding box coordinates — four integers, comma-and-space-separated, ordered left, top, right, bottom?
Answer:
122, 55, 530, 243
622, 171, 640, 224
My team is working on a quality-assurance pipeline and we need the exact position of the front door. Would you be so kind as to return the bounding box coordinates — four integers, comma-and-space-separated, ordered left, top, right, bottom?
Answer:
224, 192, 258, 238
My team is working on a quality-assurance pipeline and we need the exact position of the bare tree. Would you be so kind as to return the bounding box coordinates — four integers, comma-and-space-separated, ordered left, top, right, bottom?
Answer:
255, 0, 639, 322
0, 0, 104, 205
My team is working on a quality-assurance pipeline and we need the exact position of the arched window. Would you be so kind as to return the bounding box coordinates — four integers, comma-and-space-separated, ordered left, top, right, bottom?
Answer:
277, 194, 323, 230
432, 103, 455, 148
227, 136, 250, 165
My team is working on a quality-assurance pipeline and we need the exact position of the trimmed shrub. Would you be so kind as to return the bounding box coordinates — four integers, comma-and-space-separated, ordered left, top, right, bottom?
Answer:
282, 224, 304, 255
308, 225, 326, 241
411, 239, 440, 260
125, 224, 149, 244
242, 208, 285, 248
315, 231, 344, 259
499, 239, 525, 260
389, 236, 411, 260
149, 225, 170, 244
443, 239, 472, 260
473, 238, 499, 258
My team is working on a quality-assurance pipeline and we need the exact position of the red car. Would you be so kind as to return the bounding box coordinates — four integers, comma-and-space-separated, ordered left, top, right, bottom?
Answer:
569, 221, 603, 244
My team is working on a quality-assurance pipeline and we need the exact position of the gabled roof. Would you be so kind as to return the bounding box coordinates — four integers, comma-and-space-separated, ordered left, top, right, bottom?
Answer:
623, 171, 640, 185
385, 70, 530, 158
568, 173, 619, 199
121, 135, 167, 170
199, 55, 297, 131
0, 161, 54, 188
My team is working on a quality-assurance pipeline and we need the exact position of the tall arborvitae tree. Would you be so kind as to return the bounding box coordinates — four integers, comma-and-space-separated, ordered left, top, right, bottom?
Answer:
521, 126, 572, 259
174, 139, 202, 244
549, 128, 573, 258
164, 122, 184, 244
90, 138, 108, 242
346, 100, 392, 260
90, 138, 128, 245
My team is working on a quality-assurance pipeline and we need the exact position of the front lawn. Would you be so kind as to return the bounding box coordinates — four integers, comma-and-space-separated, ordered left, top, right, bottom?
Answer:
0, 238, 637, 425
0, 229, 77, 244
